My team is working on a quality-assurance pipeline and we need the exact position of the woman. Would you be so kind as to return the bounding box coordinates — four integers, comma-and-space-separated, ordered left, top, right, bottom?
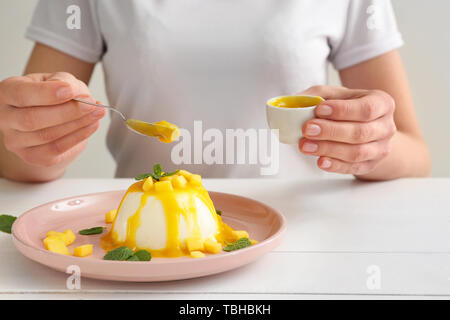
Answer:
0, 0, 430, 181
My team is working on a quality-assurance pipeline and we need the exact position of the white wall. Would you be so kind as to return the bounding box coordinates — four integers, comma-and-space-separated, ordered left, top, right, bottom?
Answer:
393, 0, 450, 177
1, 0, 449, 177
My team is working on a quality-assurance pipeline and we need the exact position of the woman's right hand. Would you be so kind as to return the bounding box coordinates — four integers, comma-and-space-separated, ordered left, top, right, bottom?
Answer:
0, 72, 106, 168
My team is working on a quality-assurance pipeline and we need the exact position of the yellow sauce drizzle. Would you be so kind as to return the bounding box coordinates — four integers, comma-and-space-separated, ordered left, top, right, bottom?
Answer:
124, 191, 148, 251
101, 178, 235, 258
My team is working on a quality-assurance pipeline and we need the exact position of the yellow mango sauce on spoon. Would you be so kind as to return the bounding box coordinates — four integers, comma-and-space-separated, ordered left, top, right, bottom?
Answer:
126, 119, 180, 143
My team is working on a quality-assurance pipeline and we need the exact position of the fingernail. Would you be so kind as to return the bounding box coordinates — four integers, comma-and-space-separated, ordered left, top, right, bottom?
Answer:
321, 159, 332, 168
302, 141, 318, 152
91, 108, 105, 118
56, 87, 72, 99
316, 105, 332, 116
87, 122, 99, 130
305, 124, 321, 136
76, 100, 95, 112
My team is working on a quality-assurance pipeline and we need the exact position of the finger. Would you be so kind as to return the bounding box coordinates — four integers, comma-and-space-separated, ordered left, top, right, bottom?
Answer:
0, 72, 89, 107
300, 85, 367, 100
4, 99, 99, 131
317, 156, 380, 175
315, 91, 395, 122
299, 138, 391, 163
302, 116, 396, 144
4, 109, 105, 150
19, 121, 100, 167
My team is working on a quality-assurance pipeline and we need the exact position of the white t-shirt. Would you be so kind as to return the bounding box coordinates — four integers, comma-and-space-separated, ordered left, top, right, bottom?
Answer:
26, 0, 403, 178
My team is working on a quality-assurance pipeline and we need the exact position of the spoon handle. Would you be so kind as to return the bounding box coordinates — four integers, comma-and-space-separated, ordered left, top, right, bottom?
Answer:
73, 98, 126, 121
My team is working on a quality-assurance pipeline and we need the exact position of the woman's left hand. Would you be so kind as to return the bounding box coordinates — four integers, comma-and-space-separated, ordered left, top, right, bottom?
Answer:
298, 85, 397, 175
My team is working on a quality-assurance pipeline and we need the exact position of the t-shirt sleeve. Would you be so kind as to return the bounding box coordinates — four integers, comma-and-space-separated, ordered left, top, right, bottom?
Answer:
25, 0, 104, 63
328, 0, 403, 70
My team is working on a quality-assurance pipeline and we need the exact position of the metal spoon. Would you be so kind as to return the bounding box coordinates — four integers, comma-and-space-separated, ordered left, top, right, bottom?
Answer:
73, 98, 179, 142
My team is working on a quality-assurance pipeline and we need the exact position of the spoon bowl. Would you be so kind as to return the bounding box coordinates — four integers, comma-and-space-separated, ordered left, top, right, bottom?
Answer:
73, 98, 180, 143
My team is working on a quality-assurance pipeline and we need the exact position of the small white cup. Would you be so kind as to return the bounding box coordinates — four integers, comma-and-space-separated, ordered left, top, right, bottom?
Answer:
266, 95, 324, 144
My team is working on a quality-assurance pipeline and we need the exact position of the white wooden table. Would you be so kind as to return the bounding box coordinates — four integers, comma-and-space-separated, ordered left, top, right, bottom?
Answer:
1, 178, 450, 299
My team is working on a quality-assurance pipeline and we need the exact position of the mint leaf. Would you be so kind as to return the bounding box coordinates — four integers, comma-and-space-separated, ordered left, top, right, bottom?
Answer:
160, 170, 179, 178
104, 247, 152, 262
104, 246, 135, 261
223, 238, 251, 252
79, 227, 104, 235
134, 173, 153, 181
215, 209, 222, 216
153, 163, 162, 176
126, 255, 140, 261
135, 164, 179, 181
0, 215, 16, 234
135, 250, 151, 261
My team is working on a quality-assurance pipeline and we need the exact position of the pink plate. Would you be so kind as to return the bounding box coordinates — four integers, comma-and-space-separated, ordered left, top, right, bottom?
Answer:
12, 190, 286, 282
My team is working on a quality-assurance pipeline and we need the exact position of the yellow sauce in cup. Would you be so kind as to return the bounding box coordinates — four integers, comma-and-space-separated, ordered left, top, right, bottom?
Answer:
269, 95, 324, 108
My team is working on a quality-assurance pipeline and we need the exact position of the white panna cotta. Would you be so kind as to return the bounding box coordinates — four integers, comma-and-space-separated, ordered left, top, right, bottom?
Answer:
112, 192, 219, 250
101, 169, 239, 257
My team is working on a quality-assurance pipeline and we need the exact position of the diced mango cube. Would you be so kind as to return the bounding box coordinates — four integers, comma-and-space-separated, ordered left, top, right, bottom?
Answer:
250, 239, 259, 245
142, 177, 154, 192
186, 236, 204, 252
190, 251, 205, 258
46, 229, 76, 245
204, 238, 222, 254
172, 175, 187, 188
43, 237, 71, 255
105, 209, 117, 223
154, 180, 174, 192
178, 169, 193, 180
159, 175, 174, 182
220, 223, 236, 243
74, 244, 93, 257
63, 229, 76, 245
232, 230, 249, 240
189, 174, 202, 186
46, 230, 60, 238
